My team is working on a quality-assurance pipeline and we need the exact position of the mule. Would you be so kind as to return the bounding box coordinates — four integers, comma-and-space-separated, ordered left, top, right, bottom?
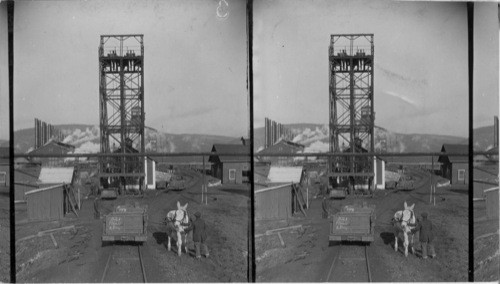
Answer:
165, 201, 190, 256
392, 201, 416, 257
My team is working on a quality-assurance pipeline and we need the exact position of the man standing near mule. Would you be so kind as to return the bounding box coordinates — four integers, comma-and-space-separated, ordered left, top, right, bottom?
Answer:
413, 212, 437, 259
192, 211, 209, 259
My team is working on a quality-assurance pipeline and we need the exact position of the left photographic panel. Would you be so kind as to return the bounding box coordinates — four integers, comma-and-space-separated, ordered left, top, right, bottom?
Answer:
13, 0, 250, 282
0, 1, 11, 283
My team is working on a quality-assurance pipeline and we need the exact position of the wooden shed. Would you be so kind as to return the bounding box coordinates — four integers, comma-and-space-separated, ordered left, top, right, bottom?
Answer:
438, 144, 468, 185
255, 183, 292, 221
484, 187, 499, 220
14, 167, 40, 202
209, 144, 250, 184
25, 184, 65, 221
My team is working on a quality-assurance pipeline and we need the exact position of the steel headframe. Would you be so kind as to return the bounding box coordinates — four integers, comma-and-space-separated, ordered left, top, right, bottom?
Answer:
98, 34, 145, 191
328, 34, 375, 184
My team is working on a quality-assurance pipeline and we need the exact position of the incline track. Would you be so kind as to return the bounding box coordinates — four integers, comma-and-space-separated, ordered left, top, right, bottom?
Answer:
101, 243, 147, 283
326, 243, 372, 282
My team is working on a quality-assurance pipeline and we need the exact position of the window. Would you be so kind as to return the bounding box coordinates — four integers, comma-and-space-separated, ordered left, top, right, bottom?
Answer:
0, 172, 6, 186
229, 169, 236, 180
457, 169, 465, 181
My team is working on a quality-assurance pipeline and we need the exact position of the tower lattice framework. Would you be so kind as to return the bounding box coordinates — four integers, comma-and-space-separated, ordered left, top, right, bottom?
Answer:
328, 34, 374, 185
98, 34, 145, 191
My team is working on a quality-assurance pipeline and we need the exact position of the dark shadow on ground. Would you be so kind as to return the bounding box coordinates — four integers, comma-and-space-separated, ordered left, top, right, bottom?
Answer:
450, 189, 468, 195
101, 240, 143, 247
153, 231, 167, 245
328, 240, 371, 247
380, 232, 394, 245
219, 188, 250, 196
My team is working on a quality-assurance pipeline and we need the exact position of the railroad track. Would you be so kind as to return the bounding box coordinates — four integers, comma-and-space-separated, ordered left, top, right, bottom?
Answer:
101, 243, 147, 283
326, 243, 372, 282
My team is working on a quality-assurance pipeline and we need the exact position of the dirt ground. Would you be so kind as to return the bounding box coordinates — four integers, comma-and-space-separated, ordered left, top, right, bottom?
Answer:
473, 200, 499, 282
0, 185, 10, 283
255, 168, 469, 282
473, 163, 499, 282
15, 169, 250, 282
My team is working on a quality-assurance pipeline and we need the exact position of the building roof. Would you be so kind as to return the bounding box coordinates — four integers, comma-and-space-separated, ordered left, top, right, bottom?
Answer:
438, 144, 469, 164
267, 166, 303, 183
38, 167, 75, 184
258, 139, 305, 154
209, 144, 251, 163
29, 139, 75, 154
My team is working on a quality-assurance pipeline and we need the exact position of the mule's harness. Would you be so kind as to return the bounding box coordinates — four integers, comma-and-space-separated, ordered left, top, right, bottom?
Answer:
399, 209, 416, 229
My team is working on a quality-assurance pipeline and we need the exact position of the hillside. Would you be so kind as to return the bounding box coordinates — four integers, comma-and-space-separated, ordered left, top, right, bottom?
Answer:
469, 125, 496, 151
11, 123, 497, 155
254, 123, 468, 153
13, 124, 241, 155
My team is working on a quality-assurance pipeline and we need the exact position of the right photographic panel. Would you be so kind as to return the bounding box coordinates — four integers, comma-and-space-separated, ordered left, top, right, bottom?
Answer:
253, 0, 473, 282
472, 2, 499, 282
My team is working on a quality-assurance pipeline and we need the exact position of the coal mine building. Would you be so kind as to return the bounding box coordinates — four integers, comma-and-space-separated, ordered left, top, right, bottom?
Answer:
340, 141, 386, 189
28, 139, 75, 167
438, 144, 468, 185
257, 139, 305, 166
209, 144, 251, 184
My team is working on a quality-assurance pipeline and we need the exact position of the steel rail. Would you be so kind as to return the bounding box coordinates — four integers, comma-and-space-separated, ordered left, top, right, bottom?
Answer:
100, 248, 113, 283
326, 244, 372, 282
326, 243, 341, 281
365, 245, 372, 282
100, 244, 147, 283
138, 245, 148, 283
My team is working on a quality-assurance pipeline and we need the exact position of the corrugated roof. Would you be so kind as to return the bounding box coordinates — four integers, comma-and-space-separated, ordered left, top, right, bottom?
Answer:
439, 144, 469, 163
258, 139, 305, 154
267, 166, 303, 183
38, 167, 74, 184
209, 144, 251, 163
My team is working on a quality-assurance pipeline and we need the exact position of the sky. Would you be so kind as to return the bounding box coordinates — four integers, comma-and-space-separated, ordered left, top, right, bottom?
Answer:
473, 2, 499, 129
253, 0, 474, 137
0, 3, 8, 141
14, 0, 249, 138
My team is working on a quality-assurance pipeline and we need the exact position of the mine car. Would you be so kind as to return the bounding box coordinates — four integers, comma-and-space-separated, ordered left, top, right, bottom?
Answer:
102, 203, 148, 243
329, 203, 376, 243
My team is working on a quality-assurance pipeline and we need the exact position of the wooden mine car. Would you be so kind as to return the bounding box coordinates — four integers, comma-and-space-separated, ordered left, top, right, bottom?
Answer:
329, 203, 375, 243
167, 176, 187, 191
102, 203, 148, 243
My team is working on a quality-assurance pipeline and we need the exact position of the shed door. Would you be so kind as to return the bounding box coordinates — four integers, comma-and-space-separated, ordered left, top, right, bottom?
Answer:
229, 169, 236, 181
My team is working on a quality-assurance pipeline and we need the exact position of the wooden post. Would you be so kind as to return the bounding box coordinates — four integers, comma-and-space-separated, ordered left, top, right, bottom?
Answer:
430, 156, 433, 203
432, 156, 435, 206
306, 187, 309, 209
203, 155, 207, 205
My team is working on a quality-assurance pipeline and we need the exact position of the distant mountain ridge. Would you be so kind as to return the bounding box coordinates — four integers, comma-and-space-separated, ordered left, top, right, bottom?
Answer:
254, 123, 475, 153
10, 123, 496, 154
13, 124, 242, 154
